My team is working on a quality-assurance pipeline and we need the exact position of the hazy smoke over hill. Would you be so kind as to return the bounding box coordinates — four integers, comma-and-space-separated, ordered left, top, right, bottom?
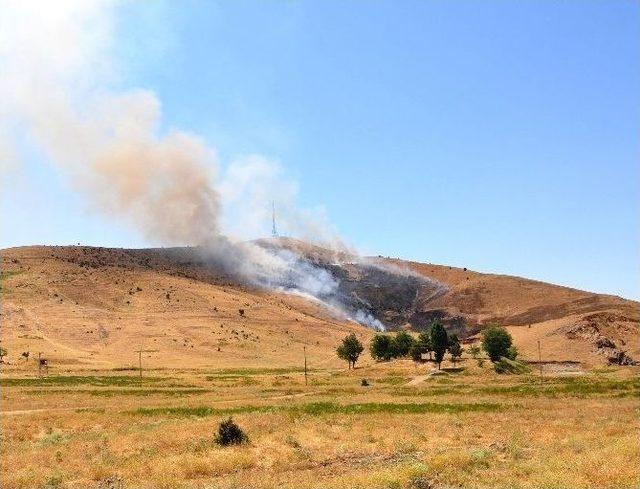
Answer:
0, 1, 442, 329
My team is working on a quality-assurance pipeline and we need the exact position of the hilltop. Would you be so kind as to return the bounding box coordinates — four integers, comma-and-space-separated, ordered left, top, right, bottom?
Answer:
0, 242, 637, 371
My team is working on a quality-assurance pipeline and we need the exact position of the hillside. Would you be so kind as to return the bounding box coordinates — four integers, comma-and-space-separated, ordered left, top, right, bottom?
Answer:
0, 243, 637, 371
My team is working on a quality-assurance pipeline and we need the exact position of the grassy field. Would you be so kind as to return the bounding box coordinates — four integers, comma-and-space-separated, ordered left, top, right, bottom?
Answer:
1, 361, 638, 489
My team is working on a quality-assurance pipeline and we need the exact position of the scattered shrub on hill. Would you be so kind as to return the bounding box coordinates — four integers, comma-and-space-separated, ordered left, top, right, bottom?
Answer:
481, 326, 513, 363
361, 379, 370, 387
493, 357, 530, 374
215, 417, 248, 446
430, 321, 449, 369
0, 347, 7, 363
336, 333, 364, 369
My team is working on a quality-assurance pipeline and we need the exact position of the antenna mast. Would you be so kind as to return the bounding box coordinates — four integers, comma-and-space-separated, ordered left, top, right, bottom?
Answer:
271, 201, 278, 237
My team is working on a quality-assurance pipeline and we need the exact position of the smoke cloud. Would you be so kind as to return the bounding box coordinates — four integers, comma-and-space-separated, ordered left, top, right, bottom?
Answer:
0, 1, 443, 329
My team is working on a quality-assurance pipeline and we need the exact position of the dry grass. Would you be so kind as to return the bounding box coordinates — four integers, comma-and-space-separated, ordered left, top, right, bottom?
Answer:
2, 361, 638, 489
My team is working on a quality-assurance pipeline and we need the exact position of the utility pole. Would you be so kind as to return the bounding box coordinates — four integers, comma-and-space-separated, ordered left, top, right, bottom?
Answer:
537, 340, 543, 378
135, 348, 158, 379
303, 346, 308, 386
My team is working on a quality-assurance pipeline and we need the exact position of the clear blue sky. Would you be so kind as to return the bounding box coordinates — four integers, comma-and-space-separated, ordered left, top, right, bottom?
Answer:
2, 0, 639, 300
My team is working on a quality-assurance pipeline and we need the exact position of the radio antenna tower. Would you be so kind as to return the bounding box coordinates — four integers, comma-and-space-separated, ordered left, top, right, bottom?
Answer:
271, 201, 278, 237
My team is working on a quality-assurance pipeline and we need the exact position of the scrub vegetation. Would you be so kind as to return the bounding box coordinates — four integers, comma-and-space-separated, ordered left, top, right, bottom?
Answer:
2, 362, 638, 489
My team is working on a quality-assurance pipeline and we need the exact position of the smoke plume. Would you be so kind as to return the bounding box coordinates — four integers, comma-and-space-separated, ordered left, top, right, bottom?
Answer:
0, 1, 444, 329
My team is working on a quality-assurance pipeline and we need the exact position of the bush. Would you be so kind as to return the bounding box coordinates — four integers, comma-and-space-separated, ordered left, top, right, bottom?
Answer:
481, 326, 513, 363
215, 417, 248, 446
493, 358, 530, 374
467, 344, 481, 359
361, 379, 370, 387
506, 345, 518, 360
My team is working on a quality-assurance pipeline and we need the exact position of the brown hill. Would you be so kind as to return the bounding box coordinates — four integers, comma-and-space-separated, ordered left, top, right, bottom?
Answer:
382, 257, 638, 365
0, 243, 637, 370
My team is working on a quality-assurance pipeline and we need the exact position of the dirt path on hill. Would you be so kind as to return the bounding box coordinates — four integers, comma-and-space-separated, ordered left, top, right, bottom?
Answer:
406, 374, 429, 386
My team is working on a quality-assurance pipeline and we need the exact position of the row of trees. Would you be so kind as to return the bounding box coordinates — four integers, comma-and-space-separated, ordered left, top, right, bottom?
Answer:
336, 322, 516, 369
369, 321, 461, 369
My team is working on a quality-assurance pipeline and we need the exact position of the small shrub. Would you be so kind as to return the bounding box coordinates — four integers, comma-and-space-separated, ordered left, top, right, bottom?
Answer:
361, 378, 370, 387
494, 358, 530, 374
215, 417, 248, 446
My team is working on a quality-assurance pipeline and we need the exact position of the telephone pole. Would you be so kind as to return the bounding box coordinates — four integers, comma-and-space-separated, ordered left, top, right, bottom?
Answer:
135, 348, 158, 379
537, 340, 543, 377
303, 346, 308, 386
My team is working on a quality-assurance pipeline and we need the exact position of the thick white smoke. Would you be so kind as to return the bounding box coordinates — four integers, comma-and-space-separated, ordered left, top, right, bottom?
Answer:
0, 2, 444, 330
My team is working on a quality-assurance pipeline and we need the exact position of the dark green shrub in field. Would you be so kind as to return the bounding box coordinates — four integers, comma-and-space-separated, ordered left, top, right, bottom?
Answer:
481, 326, 513, 362
215, 417, 248, 446
361, 378, 370, 387
493, 358, 530, 374
506, 345, 518, 360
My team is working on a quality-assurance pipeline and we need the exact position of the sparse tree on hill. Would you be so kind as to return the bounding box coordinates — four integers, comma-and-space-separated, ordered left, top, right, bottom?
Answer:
337, 333, 364, 369
429, 321, 449, 369
369, 333, 396, 361
448, 334, 463, 364
392, 331, 415, 357
481, 325, 513, 363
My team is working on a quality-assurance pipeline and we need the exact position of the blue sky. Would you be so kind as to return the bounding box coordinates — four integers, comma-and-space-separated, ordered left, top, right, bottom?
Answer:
2, 0, 639, 300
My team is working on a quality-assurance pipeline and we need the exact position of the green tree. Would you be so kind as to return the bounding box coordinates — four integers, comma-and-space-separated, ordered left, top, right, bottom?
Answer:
481, 326, 513, 363
336, 333, 364, 369
467, 344, 481, 359
429, 321, 449, 369
418, 331, 433, 360
369, 334, 396, 361
506, 345, 518, 360
448, 334, 463, 364
392, 331, 415, 357
409, 331, 432, 363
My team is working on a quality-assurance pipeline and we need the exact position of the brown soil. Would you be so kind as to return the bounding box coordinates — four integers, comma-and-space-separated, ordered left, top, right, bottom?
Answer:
1, 244, 637, 370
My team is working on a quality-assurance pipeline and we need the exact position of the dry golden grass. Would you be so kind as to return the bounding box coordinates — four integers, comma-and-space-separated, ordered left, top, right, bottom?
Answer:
2, 360, 638, 489
2, 245, 639, 488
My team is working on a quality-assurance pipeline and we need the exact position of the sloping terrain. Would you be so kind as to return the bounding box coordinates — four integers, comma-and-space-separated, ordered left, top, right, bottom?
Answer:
0, 242, 638, 370
0, 245, 371, 372
383, 258, 639, 365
